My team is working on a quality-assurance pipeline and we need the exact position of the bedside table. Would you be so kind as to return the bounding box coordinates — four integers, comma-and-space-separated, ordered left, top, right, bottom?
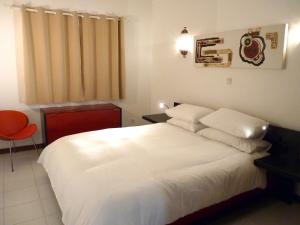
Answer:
142, 113, 171, 123
254, 155, 300, 203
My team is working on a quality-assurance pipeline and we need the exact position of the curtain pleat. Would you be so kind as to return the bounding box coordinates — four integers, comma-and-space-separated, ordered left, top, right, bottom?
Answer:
119, 17, 126, 99
81, 15, 96, 100
22, 7, 37, 104
110, 19, 120, 100
18, 8, 124, 104
48, 11, 68, 103
30, 9, 53, 103
96, 19, 111, 100
67, 13, 84, 101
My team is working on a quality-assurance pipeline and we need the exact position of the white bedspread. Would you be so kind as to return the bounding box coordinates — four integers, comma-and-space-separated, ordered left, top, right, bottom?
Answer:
38, 123, 266, 225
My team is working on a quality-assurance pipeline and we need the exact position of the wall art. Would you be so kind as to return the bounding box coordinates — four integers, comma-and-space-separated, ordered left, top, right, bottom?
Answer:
194, 24, 288, 69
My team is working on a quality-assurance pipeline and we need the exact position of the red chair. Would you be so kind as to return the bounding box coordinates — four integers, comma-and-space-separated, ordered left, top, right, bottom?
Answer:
0, 110, 38, 172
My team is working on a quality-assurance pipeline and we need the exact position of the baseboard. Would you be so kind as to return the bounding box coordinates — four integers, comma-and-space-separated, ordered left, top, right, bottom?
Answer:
0, 143, 45, 154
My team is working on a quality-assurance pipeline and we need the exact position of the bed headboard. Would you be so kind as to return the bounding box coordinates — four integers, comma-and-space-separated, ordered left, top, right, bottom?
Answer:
173, 102, 300, 162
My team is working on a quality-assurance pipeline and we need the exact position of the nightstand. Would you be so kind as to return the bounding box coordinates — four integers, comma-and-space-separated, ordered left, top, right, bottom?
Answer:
142, 113, 171, 123
254, 155, 300, 203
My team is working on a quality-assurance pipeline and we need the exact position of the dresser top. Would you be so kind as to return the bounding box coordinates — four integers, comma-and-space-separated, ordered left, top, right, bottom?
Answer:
40, 103, 120, 114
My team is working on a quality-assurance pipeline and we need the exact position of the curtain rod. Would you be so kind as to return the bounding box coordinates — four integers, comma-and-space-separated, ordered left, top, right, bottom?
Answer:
9, 4, 120, 20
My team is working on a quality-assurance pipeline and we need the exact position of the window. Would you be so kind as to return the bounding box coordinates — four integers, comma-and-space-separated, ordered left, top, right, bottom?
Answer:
15, 7, 125, 104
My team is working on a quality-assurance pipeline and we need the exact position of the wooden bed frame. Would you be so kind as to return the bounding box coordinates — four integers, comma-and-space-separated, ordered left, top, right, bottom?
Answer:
168, 102, 300, 225
168, 188, 263, 225
40, 102, 299, 225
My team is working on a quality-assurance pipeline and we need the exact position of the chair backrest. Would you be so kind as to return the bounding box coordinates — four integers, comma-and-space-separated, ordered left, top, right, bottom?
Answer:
0, 110, 29, 136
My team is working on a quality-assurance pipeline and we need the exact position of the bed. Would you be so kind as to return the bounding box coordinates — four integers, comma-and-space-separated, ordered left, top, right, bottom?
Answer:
38, 122, 267, 225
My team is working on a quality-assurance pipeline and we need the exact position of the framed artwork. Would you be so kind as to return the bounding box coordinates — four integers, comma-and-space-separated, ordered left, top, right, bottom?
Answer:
194, 24, 288, 69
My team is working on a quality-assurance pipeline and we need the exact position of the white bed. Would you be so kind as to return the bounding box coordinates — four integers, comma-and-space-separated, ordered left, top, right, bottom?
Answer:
38, 123, 266, 225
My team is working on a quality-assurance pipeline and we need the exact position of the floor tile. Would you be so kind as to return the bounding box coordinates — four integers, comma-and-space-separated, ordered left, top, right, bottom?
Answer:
4, 177, 35, 192
3, 150, 38, 173
46, 214, 63, 225
37, 184, 56, 199
34, 176, 50, 186
0, 184, 3, 194
0, 176, 4, 194
15, 217, 47, 225
40, 196, 61, 216
4, 201, 44, 225
31, 163, 49, 187
0, 193, 3, 209
0, 159, 5, 178
0, 209, 3, 225
0, 156, 5, 195
4, 165, 34, 182
4, 186, 39, 207
11, 150, 39, 161
31, 163, 46, 178
251, 200, 300, 225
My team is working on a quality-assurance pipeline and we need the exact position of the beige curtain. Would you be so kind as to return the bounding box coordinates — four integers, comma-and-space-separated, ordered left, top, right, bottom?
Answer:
18, 7, 124, 104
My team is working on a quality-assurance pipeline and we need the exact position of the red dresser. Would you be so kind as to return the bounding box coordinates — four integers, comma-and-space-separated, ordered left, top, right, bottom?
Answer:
40, 104, 122, 145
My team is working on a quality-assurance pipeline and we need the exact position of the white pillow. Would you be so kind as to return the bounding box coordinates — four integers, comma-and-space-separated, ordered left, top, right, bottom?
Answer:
167, 118, 206, 133
165, 104, 213, 123
200, 108, 269, 139
197, 128, 271, 154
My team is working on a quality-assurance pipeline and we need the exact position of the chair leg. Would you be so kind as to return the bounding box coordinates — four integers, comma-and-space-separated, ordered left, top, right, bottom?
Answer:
9, 141, 14, 172
12, 140, 16, 153
31, 137, 39, 155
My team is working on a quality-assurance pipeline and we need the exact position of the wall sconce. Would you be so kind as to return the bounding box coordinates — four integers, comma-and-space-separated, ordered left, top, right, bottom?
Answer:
176, 27, 193, 58
289, 23, 300, 45
159, 102, 169, 110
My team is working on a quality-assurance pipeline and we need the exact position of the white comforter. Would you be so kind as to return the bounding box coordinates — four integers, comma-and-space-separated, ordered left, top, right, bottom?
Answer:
38, 123, 266, 225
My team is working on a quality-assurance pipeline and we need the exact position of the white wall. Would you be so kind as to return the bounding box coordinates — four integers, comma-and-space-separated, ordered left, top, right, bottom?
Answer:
0, 0, 152, 149
151, 0, 300, 132
118, 0, 152, 126
1, 0, 300, 149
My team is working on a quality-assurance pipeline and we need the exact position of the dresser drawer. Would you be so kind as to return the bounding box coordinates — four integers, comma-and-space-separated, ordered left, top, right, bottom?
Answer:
41, 104, 121, 145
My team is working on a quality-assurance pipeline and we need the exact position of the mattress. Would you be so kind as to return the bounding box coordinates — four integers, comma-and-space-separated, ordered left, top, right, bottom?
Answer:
38, 123, 266, 225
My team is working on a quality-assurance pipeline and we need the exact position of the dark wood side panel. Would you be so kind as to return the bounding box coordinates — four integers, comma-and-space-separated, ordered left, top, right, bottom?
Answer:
168, 188, 264, 225
41, 104, 122, 145
264, 125, 300, 162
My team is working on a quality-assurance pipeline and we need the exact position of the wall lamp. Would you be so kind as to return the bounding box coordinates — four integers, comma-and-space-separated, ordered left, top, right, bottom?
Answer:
176, 27, 193, 58
159, 102, 169, 110
289, 23, 300, 45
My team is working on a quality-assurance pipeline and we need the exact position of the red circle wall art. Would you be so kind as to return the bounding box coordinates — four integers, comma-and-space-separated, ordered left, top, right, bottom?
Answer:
239, 32, 266, 66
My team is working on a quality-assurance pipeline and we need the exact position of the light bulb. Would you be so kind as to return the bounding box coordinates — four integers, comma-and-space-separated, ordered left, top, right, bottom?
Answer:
244, 128, 253, 138
159, 102, 169, 110
289, 23, 300, 45
159, 103, 165, 109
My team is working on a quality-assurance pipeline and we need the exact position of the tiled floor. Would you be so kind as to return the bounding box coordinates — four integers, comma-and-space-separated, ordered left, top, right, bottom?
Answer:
0, 150, 299, 225
0, 150, 62, 225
